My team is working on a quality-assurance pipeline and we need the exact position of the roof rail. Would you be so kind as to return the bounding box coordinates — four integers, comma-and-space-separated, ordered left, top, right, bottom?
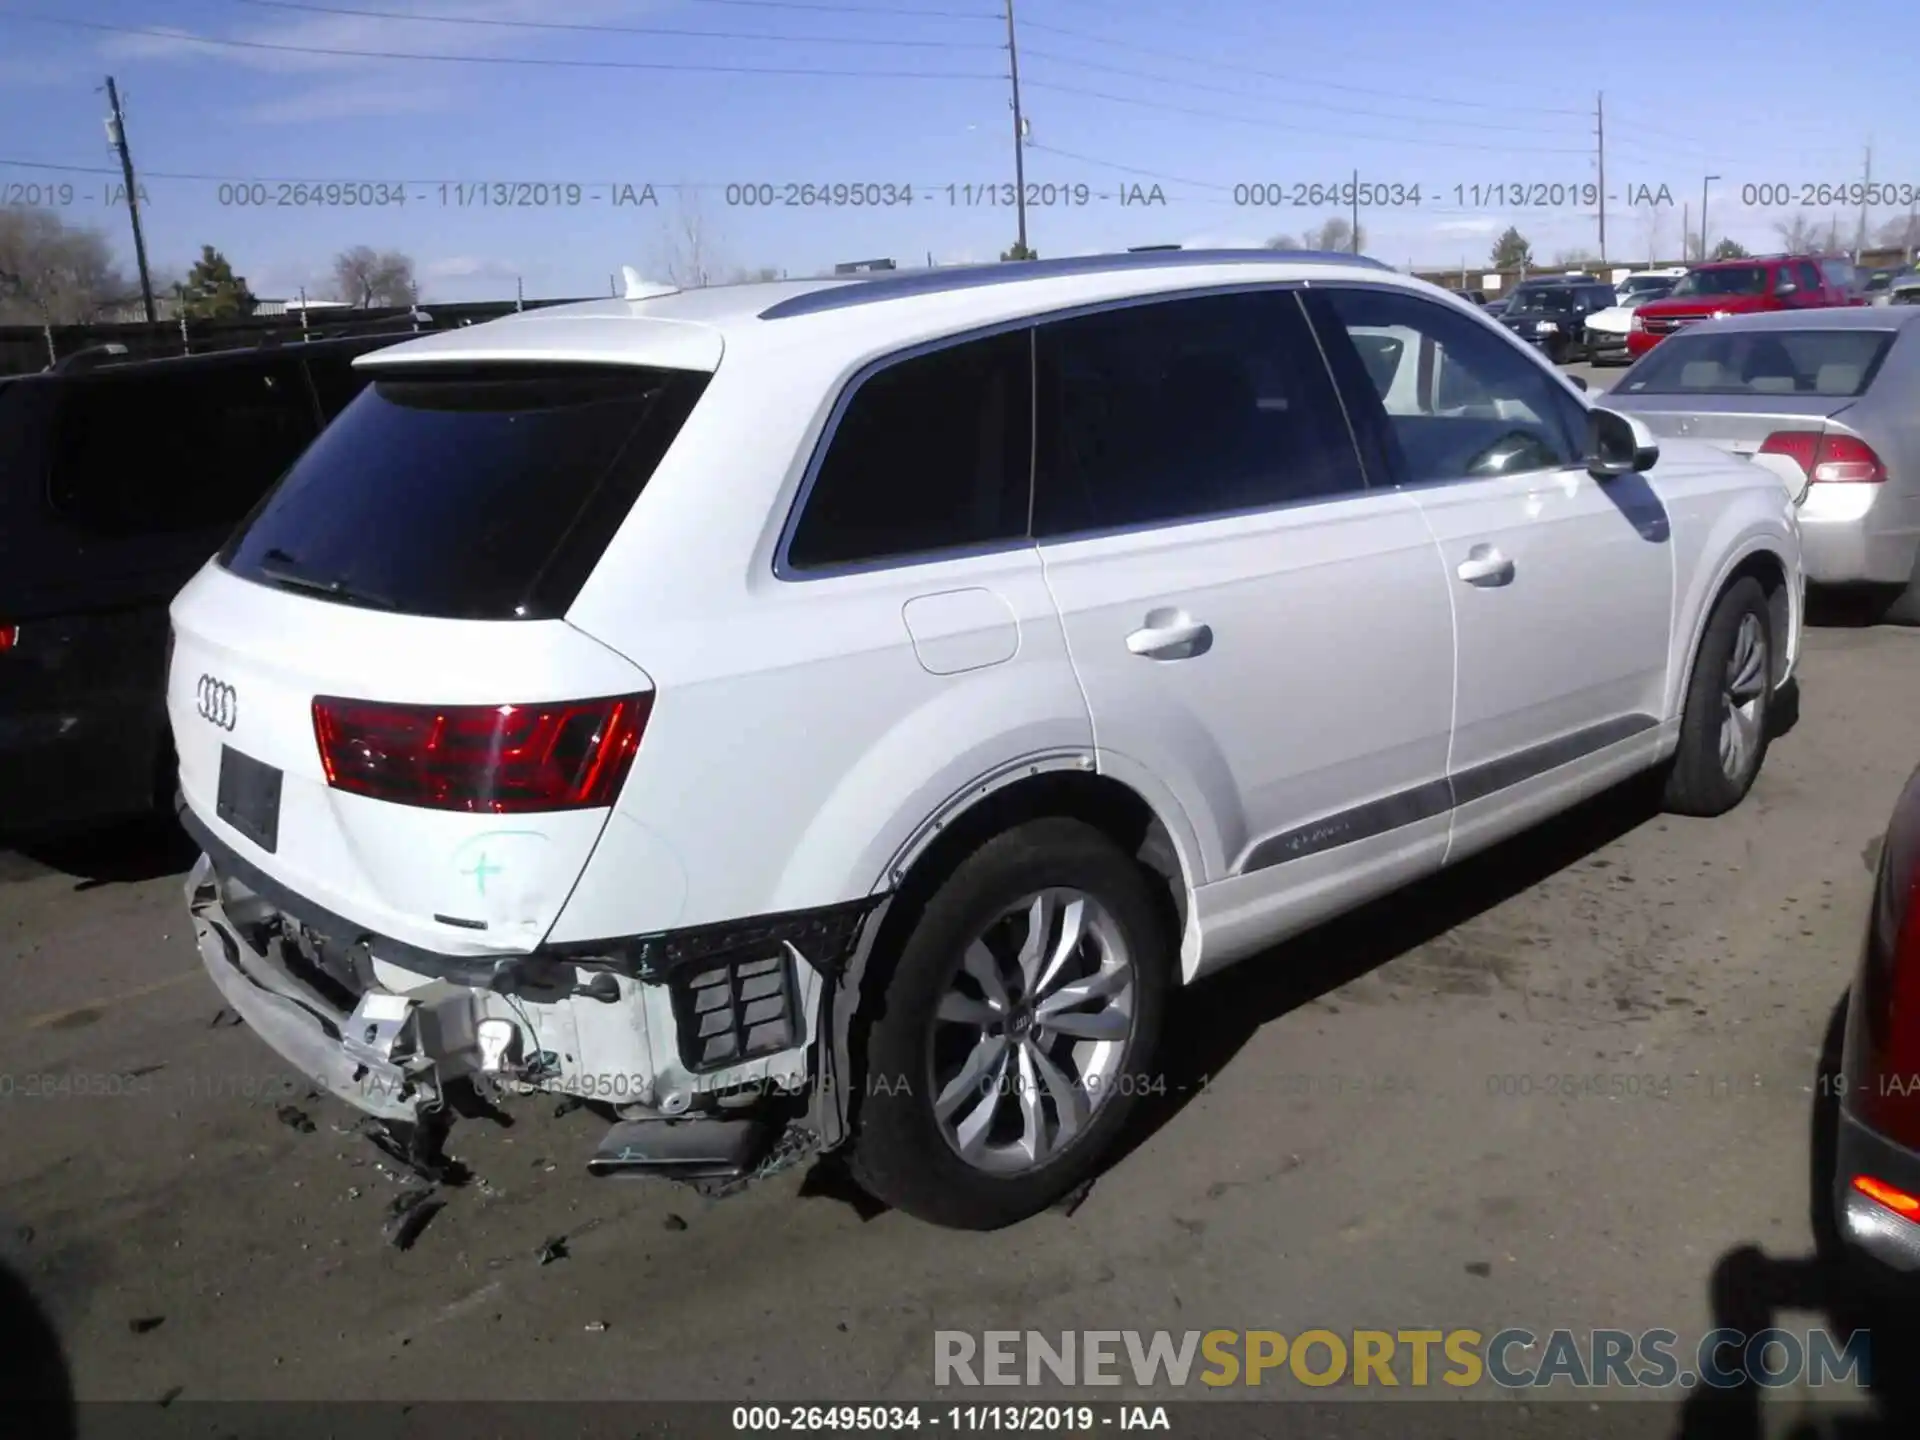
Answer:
48, 342, 130, 374
758, 247, 1394, 321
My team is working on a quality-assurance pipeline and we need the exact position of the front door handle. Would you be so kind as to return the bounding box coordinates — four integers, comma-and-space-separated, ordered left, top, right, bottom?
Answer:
1456, 544, 1515, 587
1126, 609, 1212, 659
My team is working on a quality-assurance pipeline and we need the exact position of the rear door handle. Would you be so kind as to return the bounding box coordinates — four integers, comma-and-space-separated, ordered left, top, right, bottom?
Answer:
1126, 610, 1212, 659
1456, 545, 1515, 587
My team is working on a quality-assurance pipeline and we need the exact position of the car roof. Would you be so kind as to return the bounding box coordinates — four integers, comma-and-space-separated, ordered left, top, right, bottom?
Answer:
1671, 307, 1919, 333
355, 250, 1428, 375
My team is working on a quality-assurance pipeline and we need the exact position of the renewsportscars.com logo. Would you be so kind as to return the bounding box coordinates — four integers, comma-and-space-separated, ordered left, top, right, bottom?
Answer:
933, 1328, 1871, 1391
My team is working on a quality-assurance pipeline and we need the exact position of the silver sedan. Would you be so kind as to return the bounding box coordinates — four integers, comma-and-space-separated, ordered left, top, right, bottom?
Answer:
1604, 308, 1920, 620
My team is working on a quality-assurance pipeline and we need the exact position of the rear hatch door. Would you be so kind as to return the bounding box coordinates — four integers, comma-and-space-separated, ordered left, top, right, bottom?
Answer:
168, 355, 710, 955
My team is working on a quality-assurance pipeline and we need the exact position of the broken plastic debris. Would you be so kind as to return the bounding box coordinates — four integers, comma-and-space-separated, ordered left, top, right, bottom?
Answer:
663, 1214, 688, 1232
536, 1236, 569, 1265
584, 1321, 608, 1333
276, 1105, 316, 1134
383, 1187, 444, 1251
208, 1008, 243, 1029
128, 1316, 165, 1335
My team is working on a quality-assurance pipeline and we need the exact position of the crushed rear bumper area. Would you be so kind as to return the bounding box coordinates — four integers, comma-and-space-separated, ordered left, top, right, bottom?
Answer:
183, 844, 886, 1185
188, 854, 440, 1124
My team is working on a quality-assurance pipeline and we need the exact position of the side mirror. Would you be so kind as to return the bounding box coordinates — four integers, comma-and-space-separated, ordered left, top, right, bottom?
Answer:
1587, 406, 1658, 479
1775, 280, 1798, 296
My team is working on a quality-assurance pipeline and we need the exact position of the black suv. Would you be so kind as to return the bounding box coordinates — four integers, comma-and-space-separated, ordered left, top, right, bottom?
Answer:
0, 334, 403, 839
1498, 277, 1618, 362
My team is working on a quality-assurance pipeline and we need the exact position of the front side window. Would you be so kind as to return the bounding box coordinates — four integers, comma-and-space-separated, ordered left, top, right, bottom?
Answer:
1308, 286, 1585, 485
785, 329, 1032, 571
1032, 288, 1366, 537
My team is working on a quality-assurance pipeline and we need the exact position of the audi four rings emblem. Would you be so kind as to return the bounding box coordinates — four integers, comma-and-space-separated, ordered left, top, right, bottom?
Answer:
196, 675, 237, 731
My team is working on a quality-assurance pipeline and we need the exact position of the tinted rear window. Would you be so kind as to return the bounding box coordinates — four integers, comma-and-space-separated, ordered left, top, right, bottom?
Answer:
1619, 329, 1895, 397
220, 364, 709, 620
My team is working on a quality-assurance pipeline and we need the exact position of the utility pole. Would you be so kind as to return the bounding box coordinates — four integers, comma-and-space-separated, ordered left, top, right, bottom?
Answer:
1004, 0, 1029, 257
1857, 142, 1872, 260
102, 77, 156, 324
1595, 91, 1607, 264
1700, 175, 1719, 261
1682, 202, 1690, 262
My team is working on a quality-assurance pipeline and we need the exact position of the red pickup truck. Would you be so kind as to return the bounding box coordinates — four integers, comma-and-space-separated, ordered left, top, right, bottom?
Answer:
1627, 254, 1865, 358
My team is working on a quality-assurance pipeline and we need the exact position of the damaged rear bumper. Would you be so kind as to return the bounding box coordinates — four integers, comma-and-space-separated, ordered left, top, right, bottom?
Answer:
188, 854, 438, 1124
183, 840, 890, 1181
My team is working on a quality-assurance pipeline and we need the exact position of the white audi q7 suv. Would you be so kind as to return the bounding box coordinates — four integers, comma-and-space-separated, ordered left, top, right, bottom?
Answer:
167, 250, 1804, 1229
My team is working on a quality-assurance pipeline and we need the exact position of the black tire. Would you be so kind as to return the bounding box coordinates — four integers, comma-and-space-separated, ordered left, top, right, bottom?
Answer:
1663, 576, 1774, 817
847, 817, 1172, 1229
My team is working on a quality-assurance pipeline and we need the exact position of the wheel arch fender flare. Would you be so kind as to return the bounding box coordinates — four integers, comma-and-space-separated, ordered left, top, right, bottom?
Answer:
1667, 531, 1797, 722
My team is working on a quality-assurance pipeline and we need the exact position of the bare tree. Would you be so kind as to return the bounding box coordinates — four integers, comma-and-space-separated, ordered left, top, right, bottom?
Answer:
1553, 247, 1599, 267
330, 245, 417, 307
1639, 205, 1668, 266
1302, 216, 1364, 253
0, 205, 128, 325
1774, 212, 1825, 253
649, 187, 727, 288
1264, 232, 1301, 251
1876, 211, 1920, 253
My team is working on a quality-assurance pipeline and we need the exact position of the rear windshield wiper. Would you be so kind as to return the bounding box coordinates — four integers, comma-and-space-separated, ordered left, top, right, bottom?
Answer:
256, 549, 399, 611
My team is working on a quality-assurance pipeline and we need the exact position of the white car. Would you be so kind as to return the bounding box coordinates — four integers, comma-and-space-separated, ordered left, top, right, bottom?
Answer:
1585, 272, 1688, 363
167, 252, 1804, 1230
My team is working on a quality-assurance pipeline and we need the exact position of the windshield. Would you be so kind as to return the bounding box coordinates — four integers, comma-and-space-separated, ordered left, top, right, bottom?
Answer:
1671, 266, 1769, 298
1618, 328, 1894, 397
220, 363, 709, 619
1509, 287, 1574, 313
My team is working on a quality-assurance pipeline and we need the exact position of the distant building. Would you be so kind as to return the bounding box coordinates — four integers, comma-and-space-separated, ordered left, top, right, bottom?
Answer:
834, 258, 897, 274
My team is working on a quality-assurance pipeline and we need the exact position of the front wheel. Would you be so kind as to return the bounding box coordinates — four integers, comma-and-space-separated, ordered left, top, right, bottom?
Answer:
847, 818, 1172, 1229
1663, 577, 1773, 816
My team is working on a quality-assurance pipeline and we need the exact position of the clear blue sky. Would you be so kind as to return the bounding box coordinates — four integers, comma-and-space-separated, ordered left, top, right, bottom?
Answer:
1, 0, 1912, 301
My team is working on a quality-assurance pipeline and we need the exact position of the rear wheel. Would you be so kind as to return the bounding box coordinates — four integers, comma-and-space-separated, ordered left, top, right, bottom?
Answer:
1663, 577, 1773, 816
848, 818, 1171, 1229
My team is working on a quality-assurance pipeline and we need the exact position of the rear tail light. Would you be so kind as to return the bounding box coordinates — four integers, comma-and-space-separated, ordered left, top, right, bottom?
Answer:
311, 693, 650, 813
1854, 792, 1920, 1152
0, 624, 17, 655
1759, 431, 1887, 484
1852, 1174, 1920, 1220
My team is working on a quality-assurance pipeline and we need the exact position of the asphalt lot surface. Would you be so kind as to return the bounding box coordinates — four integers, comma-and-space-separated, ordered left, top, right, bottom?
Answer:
5, 380, 1917, 1434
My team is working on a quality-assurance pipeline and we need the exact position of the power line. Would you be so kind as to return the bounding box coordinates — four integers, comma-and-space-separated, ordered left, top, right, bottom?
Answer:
1026, 142, 1231, 193
239, 0, 1001, 16
1019, 79, 1594, 154
224, 0, 1001, 45
1020, 46, 1590, 135
1020, 17, 1587, 117
1, 13, 1002, 77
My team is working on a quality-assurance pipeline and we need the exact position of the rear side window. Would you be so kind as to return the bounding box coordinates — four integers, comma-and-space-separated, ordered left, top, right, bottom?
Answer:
1617, 329, 1895, 397
221, 364, 709, 620
784, 330, 1032, 571
48, 360, 319, 535
1033, 289, 1365, 537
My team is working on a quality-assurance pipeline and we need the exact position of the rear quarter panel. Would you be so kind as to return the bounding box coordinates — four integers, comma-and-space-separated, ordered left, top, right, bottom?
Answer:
1647, 439, 1803, 717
